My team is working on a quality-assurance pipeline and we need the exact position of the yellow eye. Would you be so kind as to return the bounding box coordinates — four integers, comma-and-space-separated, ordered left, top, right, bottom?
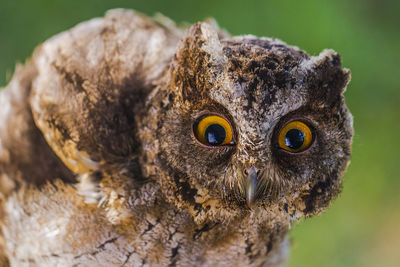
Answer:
194, 115, 234, 146
278, 121, 313, 153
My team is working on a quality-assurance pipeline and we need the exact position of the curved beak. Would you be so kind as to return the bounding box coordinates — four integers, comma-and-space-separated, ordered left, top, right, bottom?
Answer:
245, 165, 259, 207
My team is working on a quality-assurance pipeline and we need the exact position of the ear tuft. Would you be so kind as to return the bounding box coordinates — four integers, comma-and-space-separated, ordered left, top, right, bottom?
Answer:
176, 22, 225, 67
302, 49, 351, 105
171, 22, 225, 101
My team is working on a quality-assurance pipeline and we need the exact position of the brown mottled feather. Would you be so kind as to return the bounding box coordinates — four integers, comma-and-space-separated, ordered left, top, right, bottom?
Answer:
0, 9, 352, 266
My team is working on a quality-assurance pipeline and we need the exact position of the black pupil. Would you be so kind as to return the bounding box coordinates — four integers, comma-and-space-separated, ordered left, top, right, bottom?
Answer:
205, 124, 226, 145
285, 129, 305, 150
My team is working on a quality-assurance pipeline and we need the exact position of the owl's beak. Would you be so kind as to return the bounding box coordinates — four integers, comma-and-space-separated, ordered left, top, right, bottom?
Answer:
245, 165, 259, 207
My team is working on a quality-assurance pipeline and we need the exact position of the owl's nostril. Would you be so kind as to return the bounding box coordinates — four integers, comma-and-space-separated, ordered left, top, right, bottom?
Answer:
246, 165, 259, 178
244, 165, 260, 175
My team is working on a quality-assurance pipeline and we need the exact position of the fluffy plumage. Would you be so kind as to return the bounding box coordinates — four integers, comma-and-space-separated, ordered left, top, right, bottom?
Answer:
0, 9, 353, 266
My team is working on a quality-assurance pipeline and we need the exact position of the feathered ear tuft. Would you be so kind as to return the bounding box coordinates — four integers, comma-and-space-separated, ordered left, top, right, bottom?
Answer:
303, 49, 351, 106
171, 22, 225, 102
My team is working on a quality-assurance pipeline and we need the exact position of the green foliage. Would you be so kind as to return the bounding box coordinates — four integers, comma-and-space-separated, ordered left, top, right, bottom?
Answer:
1, 0, 399, 266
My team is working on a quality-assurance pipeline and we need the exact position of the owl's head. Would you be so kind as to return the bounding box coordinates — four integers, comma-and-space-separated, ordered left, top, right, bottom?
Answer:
144, 22, 353, 223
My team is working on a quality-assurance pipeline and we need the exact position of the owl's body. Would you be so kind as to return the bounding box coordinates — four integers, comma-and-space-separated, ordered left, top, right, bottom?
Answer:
0, 9, 353, 266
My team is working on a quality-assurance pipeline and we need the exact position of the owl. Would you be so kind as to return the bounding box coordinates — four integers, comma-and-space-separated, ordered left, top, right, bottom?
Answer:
0, 9, 353, 266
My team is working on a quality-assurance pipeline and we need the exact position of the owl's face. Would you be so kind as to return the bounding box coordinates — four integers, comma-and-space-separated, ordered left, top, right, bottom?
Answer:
148, 23, 352, 223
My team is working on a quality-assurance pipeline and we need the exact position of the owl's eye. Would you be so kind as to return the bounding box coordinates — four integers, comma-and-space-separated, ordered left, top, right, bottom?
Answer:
278, 121, 313, 153
194, 115, 234, 146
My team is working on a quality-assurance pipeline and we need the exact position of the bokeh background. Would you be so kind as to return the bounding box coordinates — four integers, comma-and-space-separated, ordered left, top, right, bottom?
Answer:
1, 0, 399, 266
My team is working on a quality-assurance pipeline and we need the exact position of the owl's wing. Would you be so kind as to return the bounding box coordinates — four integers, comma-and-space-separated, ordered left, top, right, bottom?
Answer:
0, 9, 181, 189
0, 62, 75, 192
0, 60, 74, 267
29, 9, 183, 176
0, 9, 183, 265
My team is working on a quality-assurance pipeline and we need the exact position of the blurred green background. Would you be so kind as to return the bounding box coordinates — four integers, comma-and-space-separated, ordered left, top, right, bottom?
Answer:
1, 0, 399, 266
